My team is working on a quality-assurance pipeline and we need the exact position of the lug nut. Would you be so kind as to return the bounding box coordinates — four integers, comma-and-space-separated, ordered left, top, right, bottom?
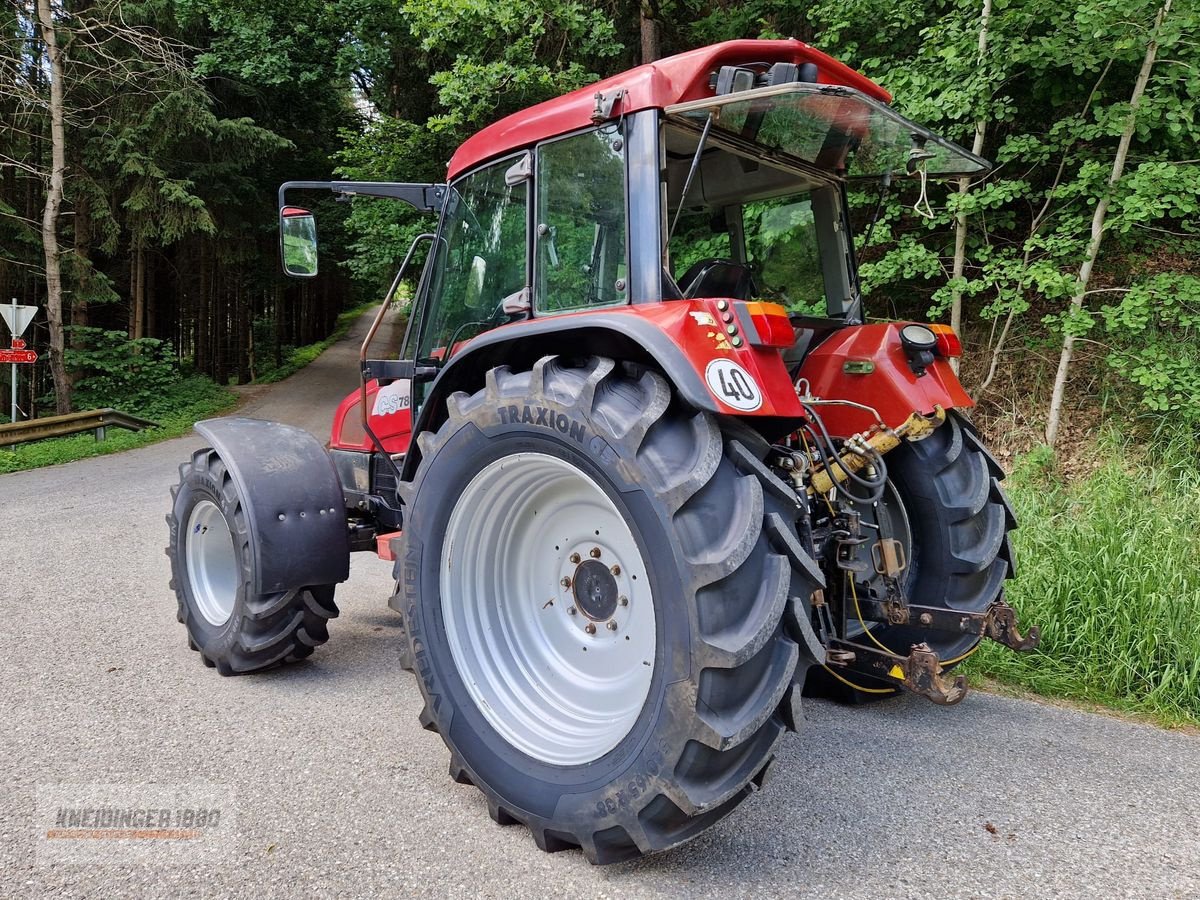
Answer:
560, 576, 572, 589
610, 564, 621, 576
569, 552, 581, 564
567, 606, 577, 616
585, 623, 596, 635
590, 547, 602, 558
618, 596, 628, 607
606, 620, 618, 632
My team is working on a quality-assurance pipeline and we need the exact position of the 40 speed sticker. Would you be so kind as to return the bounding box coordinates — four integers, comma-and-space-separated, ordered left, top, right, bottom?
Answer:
704, 358, 763, 412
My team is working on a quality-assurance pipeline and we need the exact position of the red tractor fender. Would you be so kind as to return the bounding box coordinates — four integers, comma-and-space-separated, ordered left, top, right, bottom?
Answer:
330, 310, 972, 460
796, 322, 974, 436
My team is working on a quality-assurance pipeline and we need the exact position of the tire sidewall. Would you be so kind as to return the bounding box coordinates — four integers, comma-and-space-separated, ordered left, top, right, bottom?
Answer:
399, 394, 694, 824
171, 467, 251, 657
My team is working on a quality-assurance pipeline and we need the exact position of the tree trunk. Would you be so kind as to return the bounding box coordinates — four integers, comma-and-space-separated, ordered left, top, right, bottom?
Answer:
145, 252, 156, 338
1044, 0, 1171, 447
130, 245, 146, 339
71, 189, 90, 339
947, 0, 992, 375
639, 2, 660, 65
36, 0, 71, 414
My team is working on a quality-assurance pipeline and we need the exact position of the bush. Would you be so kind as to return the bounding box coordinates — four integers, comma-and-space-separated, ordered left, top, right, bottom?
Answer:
66, 327, 180, 413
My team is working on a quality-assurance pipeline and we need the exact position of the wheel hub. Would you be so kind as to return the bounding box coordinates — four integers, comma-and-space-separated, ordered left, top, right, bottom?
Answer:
572, 559, 618, 621
184, 499, 238, 627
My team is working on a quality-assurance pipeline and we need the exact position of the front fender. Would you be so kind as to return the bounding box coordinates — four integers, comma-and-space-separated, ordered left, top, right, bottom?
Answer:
796, 323, 974, 436
194, 417, 350, 593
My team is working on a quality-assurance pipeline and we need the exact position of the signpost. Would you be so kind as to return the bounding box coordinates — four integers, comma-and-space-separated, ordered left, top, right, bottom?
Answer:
0, 349, 38, 364
1, 299, 38, 424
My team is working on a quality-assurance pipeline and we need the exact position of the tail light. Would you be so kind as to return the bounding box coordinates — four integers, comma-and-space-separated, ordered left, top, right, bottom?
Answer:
741, 301, 794, 349
928, 323, 962, 358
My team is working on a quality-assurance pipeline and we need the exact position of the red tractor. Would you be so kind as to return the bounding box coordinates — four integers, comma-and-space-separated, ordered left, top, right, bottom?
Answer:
167, 40, 1037, 863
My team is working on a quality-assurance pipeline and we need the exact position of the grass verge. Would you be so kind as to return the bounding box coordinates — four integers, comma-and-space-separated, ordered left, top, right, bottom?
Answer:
966, 431, 1200, 726
0, 375, 236, 475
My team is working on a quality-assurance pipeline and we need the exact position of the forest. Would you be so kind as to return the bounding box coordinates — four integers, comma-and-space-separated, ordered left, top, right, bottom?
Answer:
2, 1, 1199, 716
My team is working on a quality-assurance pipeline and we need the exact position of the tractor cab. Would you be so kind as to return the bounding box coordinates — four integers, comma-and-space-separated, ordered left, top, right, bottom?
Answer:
278, 40, 987, 461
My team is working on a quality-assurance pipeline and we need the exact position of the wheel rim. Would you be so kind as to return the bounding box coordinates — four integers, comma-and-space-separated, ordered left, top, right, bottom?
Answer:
441, 452, 656, 766
185, 499, 239, 627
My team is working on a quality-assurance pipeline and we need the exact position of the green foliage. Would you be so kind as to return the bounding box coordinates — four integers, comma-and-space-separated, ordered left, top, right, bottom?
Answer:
1102, 271, 1200, 423
969, 430, 1200, 723
66, 328, 182, 414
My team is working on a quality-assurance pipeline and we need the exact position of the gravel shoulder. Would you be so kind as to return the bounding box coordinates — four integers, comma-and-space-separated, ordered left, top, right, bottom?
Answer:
1, 308, 1196, 898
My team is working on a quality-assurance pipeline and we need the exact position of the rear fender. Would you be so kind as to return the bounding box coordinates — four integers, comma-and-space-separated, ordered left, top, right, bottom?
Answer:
401, 301, 804, 479
796, 322, 973, 436
194, 418, 350, 592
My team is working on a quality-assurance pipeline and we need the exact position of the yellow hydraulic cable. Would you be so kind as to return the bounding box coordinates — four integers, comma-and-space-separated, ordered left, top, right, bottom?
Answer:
849, 571, 895, 656
821, 663, 896, 694
940, 643, 982, 667
802, 429, 898, 694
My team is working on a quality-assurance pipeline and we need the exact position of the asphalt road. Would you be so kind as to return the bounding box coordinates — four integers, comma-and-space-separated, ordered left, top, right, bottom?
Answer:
2, 310, 1197, 898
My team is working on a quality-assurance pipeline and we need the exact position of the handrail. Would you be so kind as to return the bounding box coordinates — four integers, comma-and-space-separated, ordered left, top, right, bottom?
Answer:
0, 408, 159, 447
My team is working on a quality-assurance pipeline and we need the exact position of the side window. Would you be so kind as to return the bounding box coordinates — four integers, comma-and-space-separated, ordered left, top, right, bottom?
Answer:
416, 157, 528, 362
535, 130, 627, 313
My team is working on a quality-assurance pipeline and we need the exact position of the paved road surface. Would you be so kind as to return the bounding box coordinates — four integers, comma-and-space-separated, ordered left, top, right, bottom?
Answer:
2, 310, 1197, 898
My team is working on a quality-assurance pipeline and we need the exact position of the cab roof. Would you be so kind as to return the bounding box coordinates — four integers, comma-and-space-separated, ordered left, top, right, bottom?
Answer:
446, 39, 892, 181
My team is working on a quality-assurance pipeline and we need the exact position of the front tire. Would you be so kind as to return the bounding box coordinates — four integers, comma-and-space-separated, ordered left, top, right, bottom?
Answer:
167, 447, 339, 674
393, 356, 823, 863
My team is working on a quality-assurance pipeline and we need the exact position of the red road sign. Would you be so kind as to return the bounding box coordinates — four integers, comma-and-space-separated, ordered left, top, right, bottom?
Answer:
0, 348, 37, 364
11, 338, 26, 349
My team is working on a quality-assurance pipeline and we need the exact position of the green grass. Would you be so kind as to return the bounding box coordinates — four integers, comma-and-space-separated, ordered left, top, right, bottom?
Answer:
252, 301, 375, 384
0, 375, 237, 475
967, 431, 1200, 726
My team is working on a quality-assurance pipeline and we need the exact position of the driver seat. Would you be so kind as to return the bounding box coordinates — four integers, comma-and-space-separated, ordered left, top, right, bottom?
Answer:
677, 258, 756, 300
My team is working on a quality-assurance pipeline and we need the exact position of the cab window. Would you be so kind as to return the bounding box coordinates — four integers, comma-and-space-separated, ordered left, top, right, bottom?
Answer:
534, 129, 628, 314
415, 156, 528, 362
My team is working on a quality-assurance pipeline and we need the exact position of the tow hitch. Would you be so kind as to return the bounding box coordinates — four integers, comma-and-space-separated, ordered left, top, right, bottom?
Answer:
826, 638, 968, 705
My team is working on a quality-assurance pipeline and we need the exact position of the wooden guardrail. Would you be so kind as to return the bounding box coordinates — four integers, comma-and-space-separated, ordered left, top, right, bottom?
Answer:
0, 408, 159, 447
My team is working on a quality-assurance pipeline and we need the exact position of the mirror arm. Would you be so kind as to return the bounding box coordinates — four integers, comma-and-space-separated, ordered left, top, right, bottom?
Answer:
278, 181, 447, 213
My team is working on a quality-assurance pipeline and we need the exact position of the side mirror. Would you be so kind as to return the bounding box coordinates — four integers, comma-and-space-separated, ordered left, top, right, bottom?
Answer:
280, 206, 318, 277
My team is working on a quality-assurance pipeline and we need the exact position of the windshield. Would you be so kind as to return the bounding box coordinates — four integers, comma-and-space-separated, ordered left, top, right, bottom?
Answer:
666, 83, 989, 179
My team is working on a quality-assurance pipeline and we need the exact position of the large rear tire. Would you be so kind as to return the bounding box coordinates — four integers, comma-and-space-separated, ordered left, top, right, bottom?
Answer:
392, 356, 823, 863
167, 447, 339, 674
806, 411, 1016, 702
